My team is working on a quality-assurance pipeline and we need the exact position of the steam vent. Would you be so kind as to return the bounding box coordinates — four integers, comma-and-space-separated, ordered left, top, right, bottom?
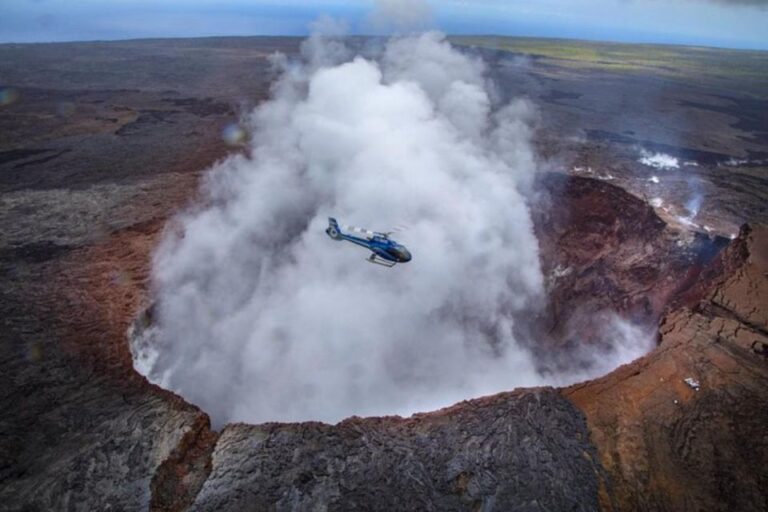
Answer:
2, 30, 768, 512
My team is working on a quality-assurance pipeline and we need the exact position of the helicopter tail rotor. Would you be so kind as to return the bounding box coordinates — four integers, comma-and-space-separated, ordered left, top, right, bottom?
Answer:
326, 217, 343, 240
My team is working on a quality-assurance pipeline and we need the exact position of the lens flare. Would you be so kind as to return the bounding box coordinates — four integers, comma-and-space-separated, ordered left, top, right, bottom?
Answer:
0, 88, 20, 107
221, 123, 246, 146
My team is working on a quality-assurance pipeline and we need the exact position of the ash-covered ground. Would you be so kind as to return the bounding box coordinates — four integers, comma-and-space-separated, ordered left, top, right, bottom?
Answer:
454, 37, 768, 237
1, 36, 767, 511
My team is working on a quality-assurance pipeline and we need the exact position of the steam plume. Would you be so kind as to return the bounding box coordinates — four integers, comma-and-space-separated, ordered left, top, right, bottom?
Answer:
132, 32, 648, 426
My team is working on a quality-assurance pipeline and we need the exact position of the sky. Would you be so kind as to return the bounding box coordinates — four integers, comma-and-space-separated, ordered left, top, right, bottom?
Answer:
1, 0, 767, 50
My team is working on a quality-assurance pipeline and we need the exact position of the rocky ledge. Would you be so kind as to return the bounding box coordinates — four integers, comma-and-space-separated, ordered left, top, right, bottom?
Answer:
1, 191, 766, 512
567, 224, 768, 511
3, 37, 766, 511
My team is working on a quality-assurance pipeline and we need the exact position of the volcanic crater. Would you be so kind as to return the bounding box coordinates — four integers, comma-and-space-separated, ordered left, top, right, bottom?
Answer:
2, 37, 767, 511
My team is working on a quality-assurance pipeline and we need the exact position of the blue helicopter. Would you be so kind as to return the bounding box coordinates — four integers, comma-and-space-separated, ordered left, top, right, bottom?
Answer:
326, 217, 412, 267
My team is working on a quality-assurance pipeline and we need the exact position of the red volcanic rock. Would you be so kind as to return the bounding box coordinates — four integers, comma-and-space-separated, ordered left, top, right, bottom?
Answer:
5, 172, 766, 511
3, 37, 766, 511
0, 172, 217, 511
530, 173, 729, 349
151, 413, 219, 512
3, 163, 765, 511
566, 224, 768, 511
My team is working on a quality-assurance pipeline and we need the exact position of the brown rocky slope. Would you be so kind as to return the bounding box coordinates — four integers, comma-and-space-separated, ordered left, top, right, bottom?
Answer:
3, 170, 767, 511
567, 224, 768, 511
2, 37, 767, 512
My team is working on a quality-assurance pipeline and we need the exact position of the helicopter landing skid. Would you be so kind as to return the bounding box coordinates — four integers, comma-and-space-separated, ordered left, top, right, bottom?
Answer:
367, 254, 397, 267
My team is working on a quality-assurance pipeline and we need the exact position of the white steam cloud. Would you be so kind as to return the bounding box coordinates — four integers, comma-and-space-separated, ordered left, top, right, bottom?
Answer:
639, 149, 680, 170
132, 32, 649, 426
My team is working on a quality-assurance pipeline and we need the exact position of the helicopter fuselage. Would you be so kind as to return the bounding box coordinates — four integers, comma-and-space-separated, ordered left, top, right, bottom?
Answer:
326, 218, 411, 266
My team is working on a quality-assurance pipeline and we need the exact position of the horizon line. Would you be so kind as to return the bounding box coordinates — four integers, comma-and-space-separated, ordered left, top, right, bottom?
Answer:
1, 33, 766, 53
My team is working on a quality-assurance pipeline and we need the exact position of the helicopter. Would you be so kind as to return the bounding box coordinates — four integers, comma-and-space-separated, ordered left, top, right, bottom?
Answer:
325, 217, 412, 267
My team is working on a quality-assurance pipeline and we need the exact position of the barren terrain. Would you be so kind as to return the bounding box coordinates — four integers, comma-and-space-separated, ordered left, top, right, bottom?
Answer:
1, 37, 767, 511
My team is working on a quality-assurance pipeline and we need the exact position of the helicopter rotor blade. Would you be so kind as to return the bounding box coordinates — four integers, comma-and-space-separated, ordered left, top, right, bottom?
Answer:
343, 225, 378, 240
342, 222, 409, 240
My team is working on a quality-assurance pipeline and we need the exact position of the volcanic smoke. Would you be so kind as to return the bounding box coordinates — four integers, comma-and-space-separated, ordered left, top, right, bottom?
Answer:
131, 31, 652, 426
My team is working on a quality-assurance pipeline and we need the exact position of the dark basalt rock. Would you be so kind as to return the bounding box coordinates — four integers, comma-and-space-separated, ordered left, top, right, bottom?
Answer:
191, 389, 602, 512
2, 37, 767, 512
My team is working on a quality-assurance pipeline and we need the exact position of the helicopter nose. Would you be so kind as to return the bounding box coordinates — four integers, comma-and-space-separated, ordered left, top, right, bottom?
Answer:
400, 248, 412, 262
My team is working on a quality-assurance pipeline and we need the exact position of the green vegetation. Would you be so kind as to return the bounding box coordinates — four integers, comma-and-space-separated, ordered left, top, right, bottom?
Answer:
451, 36, 768, 97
